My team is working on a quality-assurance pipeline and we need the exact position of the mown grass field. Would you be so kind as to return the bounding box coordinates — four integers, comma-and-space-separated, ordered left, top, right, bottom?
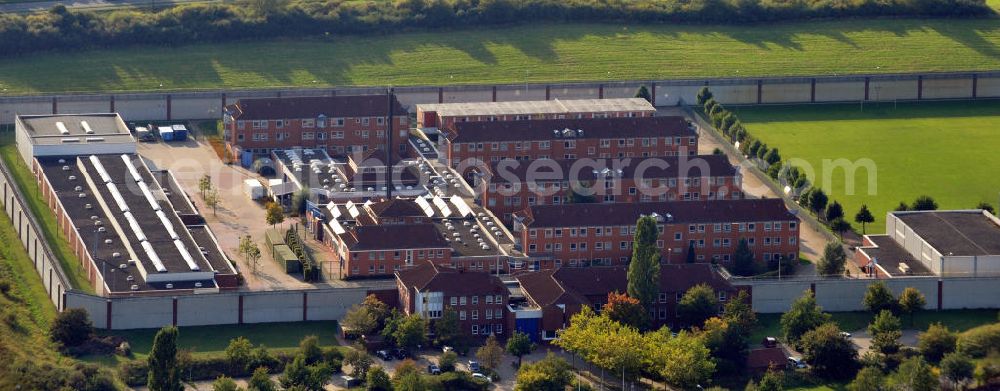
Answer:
734, 101, 1000, 234
5, 19, 1000, 93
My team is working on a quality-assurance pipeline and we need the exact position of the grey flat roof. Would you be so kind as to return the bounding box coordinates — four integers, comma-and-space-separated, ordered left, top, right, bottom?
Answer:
862, 235, 933, 276
19, 114, 135, 145
895, 211, 1000, 256
416, 98, 655, 117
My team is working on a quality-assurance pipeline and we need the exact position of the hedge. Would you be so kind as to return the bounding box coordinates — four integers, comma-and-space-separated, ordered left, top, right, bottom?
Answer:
958, 323, 1000, 358
0, 0, 992, 56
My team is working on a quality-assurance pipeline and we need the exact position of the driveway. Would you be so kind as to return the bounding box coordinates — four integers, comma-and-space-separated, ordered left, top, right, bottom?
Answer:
137, 137, 314, 290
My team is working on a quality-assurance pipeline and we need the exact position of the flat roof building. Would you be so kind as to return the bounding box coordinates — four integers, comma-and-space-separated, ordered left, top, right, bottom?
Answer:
856, 210, 1000, 277
15, 113, 136, 166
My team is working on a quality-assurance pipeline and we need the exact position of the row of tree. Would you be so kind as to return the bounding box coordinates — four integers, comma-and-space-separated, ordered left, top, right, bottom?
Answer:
0, 0, 992, 56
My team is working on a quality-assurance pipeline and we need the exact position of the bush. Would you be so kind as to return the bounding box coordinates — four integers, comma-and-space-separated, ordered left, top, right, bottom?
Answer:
918, 323, 957, 363
439, 350, 458, 372
50, 308, 94, 348
118, 351, 295, 387
958, 323, 1000, 358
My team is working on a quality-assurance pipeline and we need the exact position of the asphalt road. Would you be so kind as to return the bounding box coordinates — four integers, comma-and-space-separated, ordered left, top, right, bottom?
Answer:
0, 0, 212, 13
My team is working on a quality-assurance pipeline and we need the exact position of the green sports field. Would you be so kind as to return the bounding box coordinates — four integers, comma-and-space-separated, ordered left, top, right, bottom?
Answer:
734, 101, 1000, 234
5, 18, 1000, 94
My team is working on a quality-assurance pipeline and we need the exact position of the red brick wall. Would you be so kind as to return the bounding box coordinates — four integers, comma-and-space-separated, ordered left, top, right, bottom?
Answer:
431, 110, 653, 130
483, 176, 742, 224
341, 247, 452, 278
227, 115, 409, 159
520, 219, 800, 269
448, 137, 697, 169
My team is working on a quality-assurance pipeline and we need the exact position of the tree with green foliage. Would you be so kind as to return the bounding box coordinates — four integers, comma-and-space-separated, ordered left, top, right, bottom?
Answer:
848, 366, 885, 391
555, 307, 646, 385
298, 335, 323, 365
748, 140, 763, 158
817, 242, 846, 276
279, 353, 332, 391
888, 356, 937, 391
830, 218, 852, 239
362, 295, 391, 328
801, 323, 859, 379
627, 216, 661, 311
975, 201, 996, 215
477, 334, 505, 374
147, 326, 183, 391
439, 350, 458, 372
697, 87, 714, 106
897, 287, 926, 326
756, 143, 769, 160
748, 368, 784, 391
863, 281, 897, 314
199, 174, 212, 199
506, 330, 534, 367
869, 310, 902, 355
603, 291, 648, 330
204, 188, 220, 215
809, 188, 829, 214
344, 347, 374, 378
434, 307, 461, 347
212, 376, 241, 391
393, 314, 428, 351
678, 283, 720, 327
342, 304, 378, 336
940, 351, 975, 387
249, 366, 276, 391
646, 328, 716, 388
225, 337, 254, 374
894, 202, 910, 212
911, 195, 938, 211
732, 238, 755, 276
393, 368, 425, 391
855, 205, 875, 234
781, 290, 832, 345
709, 290, 756, 368
826, 200, 845, 222
704, 99, 720, 116
265, 202, 285, 228
918, 323, 957, 363
635, 85, 652, 102
764, 148, 781, 165
515, 353, 573, 391
247, 244, 262, 275
50, 307, 94, 348
366, 366, 392, 391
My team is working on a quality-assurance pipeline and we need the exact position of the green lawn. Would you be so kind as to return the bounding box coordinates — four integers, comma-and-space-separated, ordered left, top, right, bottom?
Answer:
6, 19, 1000, 93
94, 320, 340, 361
0, 132, 92, 292
734, 101, 1000, 234
752, 309, 999, 343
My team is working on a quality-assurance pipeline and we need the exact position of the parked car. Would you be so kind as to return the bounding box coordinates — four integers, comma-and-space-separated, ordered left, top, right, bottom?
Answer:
788, 357, 807, 369
472, 373, 492, 382
427, 364, 442, 375
442, 346, 454, 354
840, 331, 852, 339
341, 375, 361, 387
468, 360, 481, 372
376, 350, 393, 361
763, 337, 778, 348
394, 348, 409, 359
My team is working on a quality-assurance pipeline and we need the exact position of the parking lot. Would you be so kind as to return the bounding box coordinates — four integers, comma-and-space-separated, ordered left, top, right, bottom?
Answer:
137, 134, 318, 290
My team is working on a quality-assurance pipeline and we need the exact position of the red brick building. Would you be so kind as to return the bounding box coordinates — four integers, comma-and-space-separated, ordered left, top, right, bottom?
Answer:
415, 98, 655, 131
223, 95, 409, 162
510, 264, 741, 341
511, 198, 800, 270
477, 155, 742, 223
440, 116, 699, 171
396, 262, 509, 339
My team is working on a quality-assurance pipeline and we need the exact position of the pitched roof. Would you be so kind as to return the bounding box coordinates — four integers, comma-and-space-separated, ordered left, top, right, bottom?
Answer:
417, 98, 655, 117
341, 224, 450, 251
515, 198, 796, 228
367, 198, 425, 218
448, 116, 695, 143
486, 155, 737, 183
226, 95, 405, 120
395, 262, 507, 296
516, 264, 735, 308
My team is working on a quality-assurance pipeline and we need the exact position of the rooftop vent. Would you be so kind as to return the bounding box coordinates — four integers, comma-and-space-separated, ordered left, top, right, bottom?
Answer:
194, 282, 203, 288
57, 158, 66, 164
81, 121, 95, 134
112, 252, 121, 258
62, 166, 71, 171
126, 275, 134, 281
97, 227, 107, 233
104, 239, 112, 244
68, 175, 76, 181
118, 264, 127, 269
165, 283, 173, 289
130, 284, 139, 291
56, 121, 70, 135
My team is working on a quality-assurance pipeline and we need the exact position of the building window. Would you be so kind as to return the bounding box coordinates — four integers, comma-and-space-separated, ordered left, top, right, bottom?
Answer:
460, 311, 467, 320
450, 297, 457, 306
472, 296, 479, 305
472, 324, 479, 335
460, 297, 467, 305
472, 310, 479, 320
